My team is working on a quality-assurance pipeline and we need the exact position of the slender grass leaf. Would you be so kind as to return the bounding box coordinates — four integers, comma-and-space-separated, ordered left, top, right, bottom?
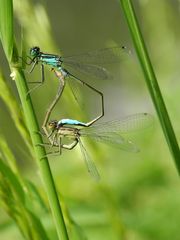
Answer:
26, 209, 50, 240
0, 0, 13, 61
120, 0, 180, 173
25, 180, 48, 212
0, 158, 25, 204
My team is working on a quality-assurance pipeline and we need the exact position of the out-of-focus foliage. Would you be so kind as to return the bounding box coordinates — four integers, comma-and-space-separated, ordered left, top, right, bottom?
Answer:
0, 0, 180, 239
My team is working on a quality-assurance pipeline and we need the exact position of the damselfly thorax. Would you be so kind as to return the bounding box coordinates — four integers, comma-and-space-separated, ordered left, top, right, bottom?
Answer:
57, 126, 80, 139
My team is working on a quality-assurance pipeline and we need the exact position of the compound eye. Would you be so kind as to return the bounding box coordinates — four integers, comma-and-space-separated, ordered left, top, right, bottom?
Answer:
48, 122, 54, 128
30, 46, 40, 56
48, 120, 57, 129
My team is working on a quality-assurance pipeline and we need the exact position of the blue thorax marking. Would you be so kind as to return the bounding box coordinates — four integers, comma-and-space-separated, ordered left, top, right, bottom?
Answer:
39, 54, 61, 67
58, 119, 87, 127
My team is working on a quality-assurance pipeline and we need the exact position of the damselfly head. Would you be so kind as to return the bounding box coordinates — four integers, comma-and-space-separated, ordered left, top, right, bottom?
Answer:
30, 46, 40, 57
48, 120, 58, 130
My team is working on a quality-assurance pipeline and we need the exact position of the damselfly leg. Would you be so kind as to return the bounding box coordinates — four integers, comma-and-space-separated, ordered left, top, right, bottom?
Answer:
26, 64, 45, 96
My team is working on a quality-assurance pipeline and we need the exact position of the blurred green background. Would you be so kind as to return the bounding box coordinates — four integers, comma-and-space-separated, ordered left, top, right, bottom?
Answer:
0, 0, 180, 239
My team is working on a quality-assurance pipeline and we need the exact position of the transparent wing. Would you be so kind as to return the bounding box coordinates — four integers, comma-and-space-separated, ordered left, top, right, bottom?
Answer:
62, 46, 130, 65
80, 132, 139, 153
80, 113, 153, 135
78, 138, 100, 181
67, 75, 84, 107
67, 73, 101, 109
64, 62, 111, 80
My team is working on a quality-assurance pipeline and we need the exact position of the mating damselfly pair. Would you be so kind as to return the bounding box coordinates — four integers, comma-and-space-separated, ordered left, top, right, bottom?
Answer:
24, 45, 153, 179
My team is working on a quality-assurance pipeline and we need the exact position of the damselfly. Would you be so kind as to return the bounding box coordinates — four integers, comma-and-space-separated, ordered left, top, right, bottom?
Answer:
28, 45, 129, 84
42, 113, 153, 180
26, 46, 129, 136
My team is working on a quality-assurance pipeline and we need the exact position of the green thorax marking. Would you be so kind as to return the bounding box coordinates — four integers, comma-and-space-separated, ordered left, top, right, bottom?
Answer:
39, 53, 61, 68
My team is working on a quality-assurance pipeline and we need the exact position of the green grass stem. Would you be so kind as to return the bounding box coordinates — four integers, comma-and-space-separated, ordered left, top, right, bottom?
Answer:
11, 32, 69, 240
0, 0, 69, 239
120, 0, 180, 173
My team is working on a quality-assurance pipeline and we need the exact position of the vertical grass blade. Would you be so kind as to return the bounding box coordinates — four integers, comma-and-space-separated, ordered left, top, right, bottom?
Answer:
0, 159, 25, 203
0, 0, 13, 61
0, 0, 69, 238
119, 0, 180, 173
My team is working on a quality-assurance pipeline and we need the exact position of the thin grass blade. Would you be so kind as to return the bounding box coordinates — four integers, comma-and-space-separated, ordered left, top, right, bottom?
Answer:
0, 0, 13, 61
120, 0, 180, 173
